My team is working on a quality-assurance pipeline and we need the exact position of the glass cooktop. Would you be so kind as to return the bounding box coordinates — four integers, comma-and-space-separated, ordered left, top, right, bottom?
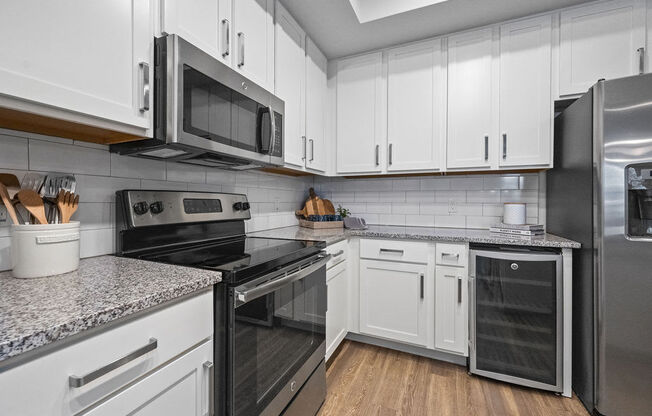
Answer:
140, 237, 323, 283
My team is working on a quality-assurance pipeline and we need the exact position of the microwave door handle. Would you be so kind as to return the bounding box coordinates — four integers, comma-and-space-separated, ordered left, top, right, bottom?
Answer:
234, 255, 330, 306
267, 105, 276, 156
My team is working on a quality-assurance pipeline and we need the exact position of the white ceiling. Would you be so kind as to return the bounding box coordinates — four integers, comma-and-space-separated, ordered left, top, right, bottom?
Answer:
280, 0, 594, 59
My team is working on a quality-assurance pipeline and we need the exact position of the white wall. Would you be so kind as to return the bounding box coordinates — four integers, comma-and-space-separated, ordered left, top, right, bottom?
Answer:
314, 172, 543, 228
0, 129, 313, 271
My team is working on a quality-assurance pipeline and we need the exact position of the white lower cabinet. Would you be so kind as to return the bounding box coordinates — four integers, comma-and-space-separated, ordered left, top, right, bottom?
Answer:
0, 291, 213, 416
359, 259, 428, 347
326, 260, 348, 361
435, 265, 468, 355
85, 340, 213, 416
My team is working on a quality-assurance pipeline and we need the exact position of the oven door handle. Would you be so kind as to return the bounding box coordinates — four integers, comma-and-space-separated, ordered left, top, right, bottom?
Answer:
234, 254, 330, 306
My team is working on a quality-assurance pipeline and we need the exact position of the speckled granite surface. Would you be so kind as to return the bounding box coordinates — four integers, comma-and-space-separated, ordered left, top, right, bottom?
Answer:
249, 225, 581, 249
0, 256, 220, 363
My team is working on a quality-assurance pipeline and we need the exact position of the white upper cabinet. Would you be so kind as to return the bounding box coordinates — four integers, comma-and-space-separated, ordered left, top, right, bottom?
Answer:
233, 0, 275, 91
447, 28, 495, 170
275, 2, 306, 168
499, 15, 552, 167
160, 0, 232, 66
305, 38, 329, 173
559, 0, 646, 96
336, 52, 384, 174
387, 39, 445, 172
0, 0, 153, 133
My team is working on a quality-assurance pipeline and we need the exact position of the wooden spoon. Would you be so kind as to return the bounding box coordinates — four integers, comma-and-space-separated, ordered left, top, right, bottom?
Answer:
57, 190, 79, 224
16, 189, 48, 224
0, 173, 20, 198
0, 182, 20, 224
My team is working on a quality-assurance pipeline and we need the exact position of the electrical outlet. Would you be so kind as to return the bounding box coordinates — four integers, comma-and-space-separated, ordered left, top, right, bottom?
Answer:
0, 206, 7, 224
448, 199, 457, 214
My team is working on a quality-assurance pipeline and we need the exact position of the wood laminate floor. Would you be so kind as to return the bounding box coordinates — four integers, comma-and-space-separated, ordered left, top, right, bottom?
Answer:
318, 341, 589, 416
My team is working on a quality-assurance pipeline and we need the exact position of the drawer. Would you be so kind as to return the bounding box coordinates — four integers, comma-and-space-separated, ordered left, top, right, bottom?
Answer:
0, 289, 213, 416
326, 240, 348, 269
360, 239, 428, 264
436, 243, 467, 267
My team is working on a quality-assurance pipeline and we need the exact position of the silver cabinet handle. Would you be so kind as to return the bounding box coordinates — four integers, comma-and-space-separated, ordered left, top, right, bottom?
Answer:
420, 273, 424, 299
441, 252, 460, 259
69, 338, 157, 388
375, 144, 380, 166
484, 135, 489, 161
332, 250, 344, 258
237, 32, 245, 67
301, 136, 306, 161
388, 143, 393, 165
457, 276, 462, 303
204, 361, 215, 416
638, 47, 645, 74
222, 19, 230, 58
138, 62, 150, 112
309, 138, 314, 162
502, 133, 507, 160
379, 248, 404, 254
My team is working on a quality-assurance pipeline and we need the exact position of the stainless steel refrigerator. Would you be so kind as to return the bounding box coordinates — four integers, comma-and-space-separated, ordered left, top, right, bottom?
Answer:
547, 73, 652, 416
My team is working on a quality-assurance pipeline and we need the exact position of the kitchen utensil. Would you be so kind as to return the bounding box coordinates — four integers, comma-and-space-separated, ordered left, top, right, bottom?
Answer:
41, 174, 77, 223
0, 173, 21, 198
0, 182, 20, 224
16, 189, 48, 224
296, 188, 330, 218
21, 173, 45, 193
57, 190, 79, 224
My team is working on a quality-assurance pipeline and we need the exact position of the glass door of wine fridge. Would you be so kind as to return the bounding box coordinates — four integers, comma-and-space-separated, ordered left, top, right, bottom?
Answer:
469, 248, 563, 392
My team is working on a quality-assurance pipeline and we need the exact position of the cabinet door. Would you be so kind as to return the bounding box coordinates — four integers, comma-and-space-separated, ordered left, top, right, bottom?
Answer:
359, 259, 428, 346
275, 2, 306, 168
233, 0, 275, 91
559, 0, 646, 96
305, 38, 328, 173
387, 39, 445, 172
447, 28, 494, 169
499, 15, 552, 168
85, 340, 213, 416
326, 261, 348, 361
0, 0, 152, 131
435, 265, 468, 355
161, 0, 232, 65
336, 52, 384, 174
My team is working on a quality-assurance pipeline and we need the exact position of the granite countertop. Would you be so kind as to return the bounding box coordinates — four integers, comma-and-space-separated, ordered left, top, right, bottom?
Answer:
0, 256, 221, 363
249, 225, 581, 249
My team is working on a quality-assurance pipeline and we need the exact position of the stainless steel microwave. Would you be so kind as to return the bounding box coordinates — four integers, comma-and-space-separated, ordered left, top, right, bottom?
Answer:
110, 34, 284, 170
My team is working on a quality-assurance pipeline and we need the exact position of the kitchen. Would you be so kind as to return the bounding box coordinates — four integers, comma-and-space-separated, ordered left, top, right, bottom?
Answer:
0, 0, 650, 415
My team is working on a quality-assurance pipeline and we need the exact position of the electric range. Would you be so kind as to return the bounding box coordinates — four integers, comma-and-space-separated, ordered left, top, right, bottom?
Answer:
116, 190, 328, 416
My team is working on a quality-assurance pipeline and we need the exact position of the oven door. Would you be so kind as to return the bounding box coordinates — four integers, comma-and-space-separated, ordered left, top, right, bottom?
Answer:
156, 34, 284, 166
228, 254, 328, 416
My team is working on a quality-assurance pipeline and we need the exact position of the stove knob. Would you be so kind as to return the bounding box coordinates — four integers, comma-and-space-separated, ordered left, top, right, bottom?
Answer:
233, 202, 243, 211
242, 202, 250, 211
150, 201, 164, 215
133, 201, 149, 216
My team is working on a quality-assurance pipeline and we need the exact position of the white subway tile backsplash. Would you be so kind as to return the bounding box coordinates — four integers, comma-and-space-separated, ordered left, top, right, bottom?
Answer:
80, 228, 115, 258
405, 215, 435, 227
500, 189, 538, 204
166, 162, 207, 184
110, 153, 166, 180
394, 178, 420, 191
450, 176, 484, 190
378, 191, 406, 203
391, 203, 419, 215
420, 177, 450, 191
467, 190, 501, 203
30, 139, 110, 175
0, 134, 29, 170
366, 203, 392, 214
434, 190, 467, 203
355, 191, 379, 202
483, 175, 520, 190
72, 202, 113, 230
378, 214, 405, 226
76, 175, 141, 203
435, 215, 466, 227
0, 237, 10, 271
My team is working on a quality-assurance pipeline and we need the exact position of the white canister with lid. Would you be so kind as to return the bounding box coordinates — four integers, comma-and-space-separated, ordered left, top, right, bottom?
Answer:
503, 203, 527, 225
11, 221, 80, 278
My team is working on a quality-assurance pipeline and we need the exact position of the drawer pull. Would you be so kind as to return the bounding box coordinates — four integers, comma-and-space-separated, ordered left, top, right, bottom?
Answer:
457, 277, 462, 303
380, 248, 404, 255
69, 338, 157, 388
441, 252, 460, 259
204, 361, 215, 416
332, 250, 344, 258
420, 273, 424, 299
